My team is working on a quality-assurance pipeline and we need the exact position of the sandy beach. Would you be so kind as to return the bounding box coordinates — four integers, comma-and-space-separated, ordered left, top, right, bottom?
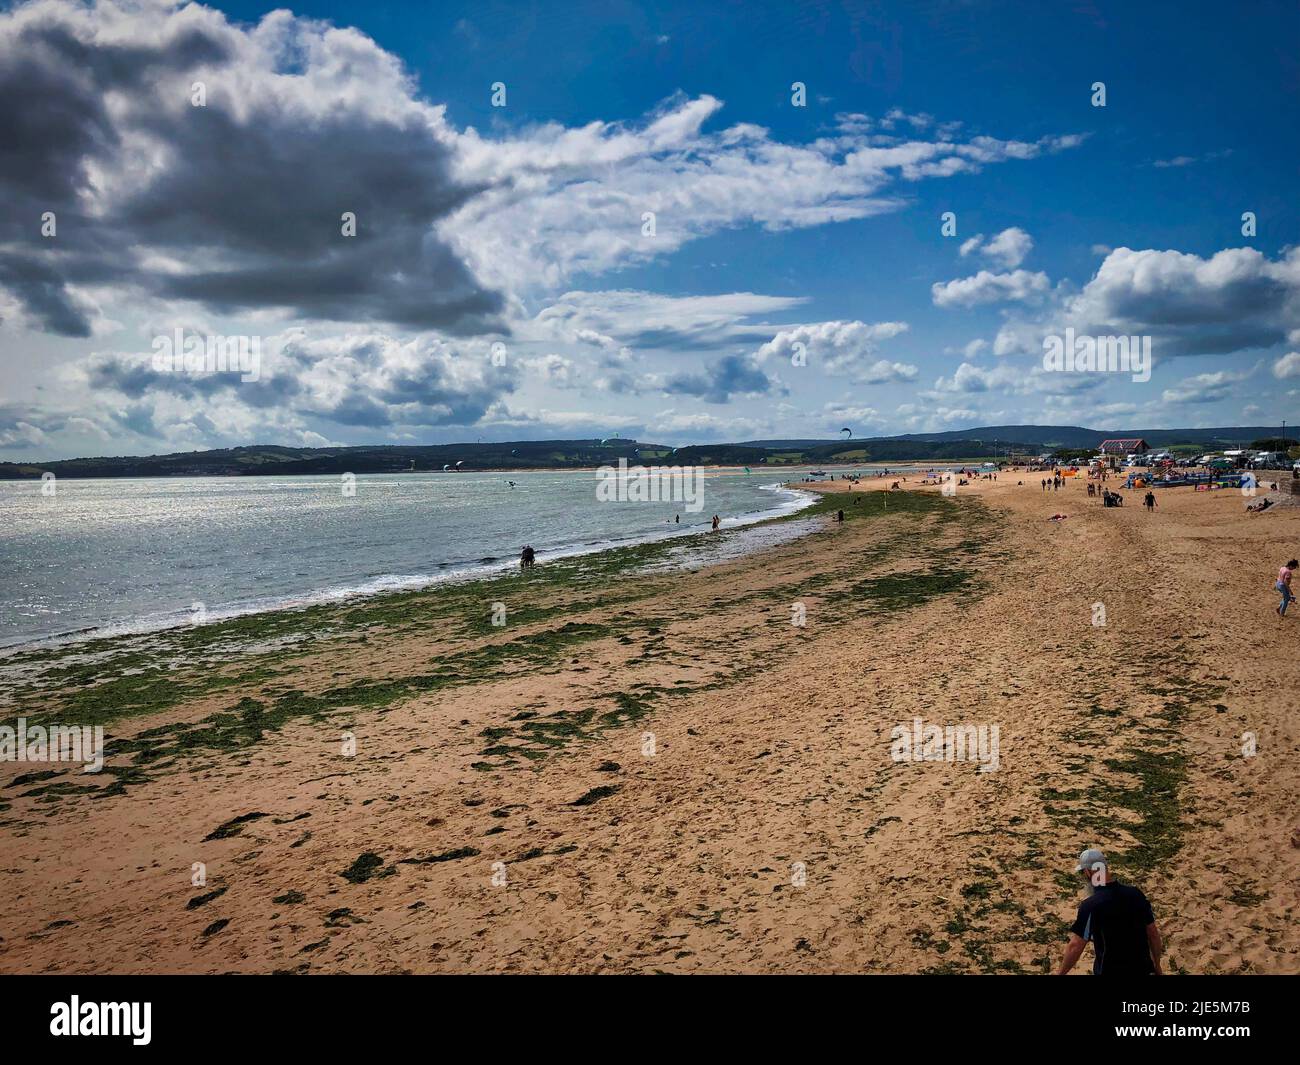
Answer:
1, 473, 1296, 974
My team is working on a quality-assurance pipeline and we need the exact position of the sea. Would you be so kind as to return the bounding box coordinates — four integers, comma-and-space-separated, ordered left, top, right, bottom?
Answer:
0, 465, 927, 651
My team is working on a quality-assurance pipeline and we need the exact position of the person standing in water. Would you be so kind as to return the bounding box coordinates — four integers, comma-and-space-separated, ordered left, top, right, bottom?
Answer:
711, 515, 720, 531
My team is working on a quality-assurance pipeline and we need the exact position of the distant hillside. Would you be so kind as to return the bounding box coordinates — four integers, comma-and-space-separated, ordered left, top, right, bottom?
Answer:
883, 425, 1284, 449
0, 440, 663, 479
0, 425, 1285, 479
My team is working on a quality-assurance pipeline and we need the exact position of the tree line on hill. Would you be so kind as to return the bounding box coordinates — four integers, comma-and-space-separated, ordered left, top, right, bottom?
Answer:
0, 426, 1288, 479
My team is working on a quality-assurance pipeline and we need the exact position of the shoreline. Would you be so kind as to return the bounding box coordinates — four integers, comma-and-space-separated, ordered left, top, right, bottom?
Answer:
0, 479, 824, 657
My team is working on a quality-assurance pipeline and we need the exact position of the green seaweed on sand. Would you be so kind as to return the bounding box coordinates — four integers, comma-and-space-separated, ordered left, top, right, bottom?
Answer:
397, 847, 480, 864
570, 784, 621, 806
202, 811, 269, 841
186, 887, 228, 909
339, 852, 393, 883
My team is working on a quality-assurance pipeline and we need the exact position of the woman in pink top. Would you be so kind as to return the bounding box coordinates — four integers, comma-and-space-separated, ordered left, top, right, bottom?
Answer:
1276, 560, 1297, 616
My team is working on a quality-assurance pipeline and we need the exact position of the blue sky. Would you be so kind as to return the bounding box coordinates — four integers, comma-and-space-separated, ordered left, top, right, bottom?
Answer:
3, 0, 1300, 458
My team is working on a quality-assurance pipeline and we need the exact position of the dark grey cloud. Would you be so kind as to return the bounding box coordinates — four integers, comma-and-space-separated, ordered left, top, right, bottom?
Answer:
0, 1, 505, 335
78, 330, 517, 432
665, 354, 772, 404
112, 401, 161, 440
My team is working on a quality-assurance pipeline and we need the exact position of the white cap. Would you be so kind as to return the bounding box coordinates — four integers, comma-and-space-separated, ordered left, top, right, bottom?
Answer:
1074, 847, 1107, 873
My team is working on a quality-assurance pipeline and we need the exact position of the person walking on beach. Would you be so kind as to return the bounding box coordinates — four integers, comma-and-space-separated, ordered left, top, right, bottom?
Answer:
1276, 559, 1297, 615
1144, 490, 1157, 513
1055, 848, 1163, 976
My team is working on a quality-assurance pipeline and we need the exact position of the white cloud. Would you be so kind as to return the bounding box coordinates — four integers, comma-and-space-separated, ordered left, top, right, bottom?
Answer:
525, 354, 579, 387
1161, 369, 1252, 405
533, 290, 805, 351
648, 409, 766, 438
754, 320, 914, 380
822, 402, 882, 428
1272, 352, 1300, 379
958, 227, 1033, 269
1152, 150, 1231, 168
932, 269, 1050, 308
994, 246, 1300, 359
445, 100, 1084, 296
930, 361, 1104, 398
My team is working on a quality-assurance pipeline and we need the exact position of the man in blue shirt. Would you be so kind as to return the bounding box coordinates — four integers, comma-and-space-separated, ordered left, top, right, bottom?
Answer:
1055, 848, 1164, 975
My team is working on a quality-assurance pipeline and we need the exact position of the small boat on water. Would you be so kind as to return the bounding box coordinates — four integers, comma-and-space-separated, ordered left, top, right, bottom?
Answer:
809, 469, 827, 477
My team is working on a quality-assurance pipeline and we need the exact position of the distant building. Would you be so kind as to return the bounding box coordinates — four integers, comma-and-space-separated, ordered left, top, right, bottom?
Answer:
1098, 437, 1149, 455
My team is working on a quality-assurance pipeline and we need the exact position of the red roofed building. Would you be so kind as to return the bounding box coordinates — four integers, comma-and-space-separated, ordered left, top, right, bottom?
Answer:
1098, 438, 1149, 455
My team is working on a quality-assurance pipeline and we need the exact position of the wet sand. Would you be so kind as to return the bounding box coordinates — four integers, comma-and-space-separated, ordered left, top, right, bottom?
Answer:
1, 474, 1296, 973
